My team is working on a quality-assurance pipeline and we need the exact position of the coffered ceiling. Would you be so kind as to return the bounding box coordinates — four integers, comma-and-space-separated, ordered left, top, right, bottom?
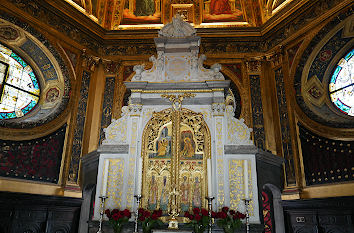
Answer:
63, 0, 297, 30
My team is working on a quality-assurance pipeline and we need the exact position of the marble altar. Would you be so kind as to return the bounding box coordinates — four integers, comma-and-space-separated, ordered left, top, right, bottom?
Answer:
93, 14, 260, 224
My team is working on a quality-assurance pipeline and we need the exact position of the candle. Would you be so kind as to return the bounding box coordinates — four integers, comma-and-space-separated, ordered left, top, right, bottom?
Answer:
101, 159, 110, 196
136, 158, 143, 196
207, 159, 213, 197
244, 159, 249, 199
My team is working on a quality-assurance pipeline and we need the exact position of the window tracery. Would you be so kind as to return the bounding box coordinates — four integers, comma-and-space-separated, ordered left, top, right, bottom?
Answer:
0, 43, 40, 119
329, 48, 354, 116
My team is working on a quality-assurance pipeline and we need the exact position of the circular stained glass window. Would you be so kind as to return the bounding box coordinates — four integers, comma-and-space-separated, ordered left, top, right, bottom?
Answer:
329, 48, 354, 116
0, 43, 40, 119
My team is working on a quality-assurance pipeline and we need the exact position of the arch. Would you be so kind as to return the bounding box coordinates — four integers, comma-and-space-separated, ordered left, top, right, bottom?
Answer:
293, 11, 354, 132
0, 13, 71, 133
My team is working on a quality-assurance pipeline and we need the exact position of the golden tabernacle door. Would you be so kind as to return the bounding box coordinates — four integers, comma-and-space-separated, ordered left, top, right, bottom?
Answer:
141, 108, 210, 215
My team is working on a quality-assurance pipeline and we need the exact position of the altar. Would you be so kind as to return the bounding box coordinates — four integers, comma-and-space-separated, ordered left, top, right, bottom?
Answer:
92, 15, 261, 225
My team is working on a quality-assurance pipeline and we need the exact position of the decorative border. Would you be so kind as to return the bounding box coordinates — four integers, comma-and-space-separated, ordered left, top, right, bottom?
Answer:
275, 68, 296, 186
68, 71, 91, 184
249, 75, 265, 150
99, 76, 116, 144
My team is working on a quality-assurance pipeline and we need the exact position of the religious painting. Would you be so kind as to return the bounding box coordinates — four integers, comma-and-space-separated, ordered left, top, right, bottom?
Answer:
159, 175, 169, 211
146, 161, 171, 211
180, 175, 191, 211
179, 165, 204, 212
148, 175, 158, 209
180, 125, 203, 160
121, 0, 162, 24
149, 123, 172, 159
191, 176, 202, 208
203, 0, 244, 23
142, 108, 210, 215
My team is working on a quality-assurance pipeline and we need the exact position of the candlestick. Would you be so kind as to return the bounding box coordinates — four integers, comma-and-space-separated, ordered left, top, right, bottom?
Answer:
205, 196, 215, 233
243, 198, 251, 233
134, 195, 142, 233
101, 159, 109, 196
136, 158, 143, 196
243, 159, 249, 199
97, 196, 108, 233
207, 159, 213, 197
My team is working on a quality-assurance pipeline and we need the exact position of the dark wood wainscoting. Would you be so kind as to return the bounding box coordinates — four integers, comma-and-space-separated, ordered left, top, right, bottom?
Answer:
282, 196, 354, 233
0, 191, 82, 233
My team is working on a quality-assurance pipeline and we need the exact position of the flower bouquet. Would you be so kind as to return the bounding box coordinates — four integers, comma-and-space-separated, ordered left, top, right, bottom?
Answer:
138, 208, 164, 233
184, 207, 210, 233
216, 207, 246, 233
104, 208, 131, 233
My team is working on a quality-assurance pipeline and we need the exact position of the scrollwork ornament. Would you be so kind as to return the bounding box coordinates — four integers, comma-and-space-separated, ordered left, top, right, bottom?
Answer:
102, 106, 129, 144
225, 106, 253, 145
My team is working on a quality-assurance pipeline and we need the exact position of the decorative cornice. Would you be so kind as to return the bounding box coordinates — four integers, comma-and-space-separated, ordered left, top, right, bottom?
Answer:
0, 0, 351, 55
266, 47, 284, 68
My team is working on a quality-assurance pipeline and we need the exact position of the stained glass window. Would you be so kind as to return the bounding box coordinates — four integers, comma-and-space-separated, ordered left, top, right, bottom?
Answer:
0, 43, 40, 119
329, 48, 354, 116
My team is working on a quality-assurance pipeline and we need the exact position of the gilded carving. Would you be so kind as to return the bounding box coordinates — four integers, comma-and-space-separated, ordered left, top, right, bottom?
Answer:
215, 117, 224, 206
105, 159, 125, 209
245, 60, 262, 74
225, 106, 253, 145
102, 106, 129, 144
141, 107, 210, 214
228, 159, 254, 216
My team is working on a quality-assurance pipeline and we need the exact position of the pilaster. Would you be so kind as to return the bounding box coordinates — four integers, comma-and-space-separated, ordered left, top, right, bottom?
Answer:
268, 49, 301, 195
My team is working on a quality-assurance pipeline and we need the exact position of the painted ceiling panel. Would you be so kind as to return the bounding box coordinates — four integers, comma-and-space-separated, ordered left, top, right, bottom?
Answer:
63, 0, 296, 29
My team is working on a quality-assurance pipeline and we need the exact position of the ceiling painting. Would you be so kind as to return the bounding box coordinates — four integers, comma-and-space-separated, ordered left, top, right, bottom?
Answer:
62, 0, 297, 29
121, 0, 162, 25
203, 0, 245, 23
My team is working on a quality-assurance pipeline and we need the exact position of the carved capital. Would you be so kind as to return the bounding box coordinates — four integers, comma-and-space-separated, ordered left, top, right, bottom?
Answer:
81, 49, 100, 71
102, 59, 121, 74
267, 47, 285, 68
245, 60, 262, 74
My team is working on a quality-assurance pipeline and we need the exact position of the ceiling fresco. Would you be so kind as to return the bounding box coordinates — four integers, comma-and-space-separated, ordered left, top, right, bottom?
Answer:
64, 0, 294, 29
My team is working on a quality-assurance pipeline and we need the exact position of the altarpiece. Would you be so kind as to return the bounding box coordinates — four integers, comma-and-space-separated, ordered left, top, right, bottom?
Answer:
93, 15, 260, 224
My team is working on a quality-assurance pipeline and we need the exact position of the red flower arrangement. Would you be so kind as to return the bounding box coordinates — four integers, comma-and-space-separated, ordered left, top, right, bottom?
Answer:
137, 208, 163, 233
184, 207, 211, 233
105, 208, 131, 233
216, 207, 246, 233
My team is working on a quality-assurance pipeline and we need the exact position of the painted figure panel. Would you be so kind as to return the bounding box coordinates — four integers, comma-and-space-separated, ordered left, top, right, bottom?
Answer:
180, 125, 203, 160
179, 168, 203, 212
149, 123, 172, 159
203, 0, 244, 23
147, 174, 170, 211
121, 0, 162, 24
